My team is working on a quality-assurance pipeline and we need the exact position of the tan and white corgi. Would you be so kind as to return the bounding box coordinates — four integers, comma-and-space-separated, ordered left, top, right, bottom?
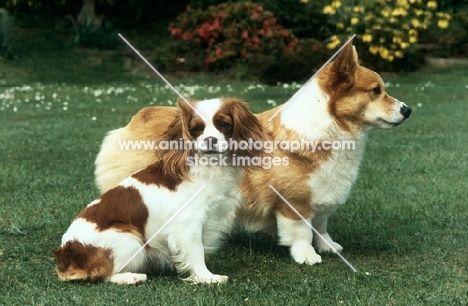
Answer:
94, 42, 411, 265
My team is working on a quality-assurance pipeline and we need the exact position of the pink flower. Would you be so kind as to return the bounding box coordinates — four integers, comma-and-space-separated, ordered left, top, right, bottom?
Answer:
241, 30, 249, 40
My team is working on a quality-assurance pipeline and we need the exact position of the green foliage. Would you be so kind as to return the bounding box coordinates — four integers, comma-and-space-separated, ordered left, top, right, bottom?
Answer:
0, 7, 14, 58
73, 15, 119, 50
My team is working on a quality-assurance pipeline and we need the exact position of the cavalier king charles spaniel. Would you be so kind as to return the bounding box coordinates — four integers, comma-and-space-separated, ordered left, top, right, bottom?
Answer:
53, 97, 265, 284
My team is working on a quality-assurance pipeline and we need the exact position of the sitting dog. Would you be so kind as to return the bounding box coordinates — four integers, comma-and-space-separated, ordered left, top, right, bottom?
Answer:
54, 98, 265, 284
94, 42, 411, 266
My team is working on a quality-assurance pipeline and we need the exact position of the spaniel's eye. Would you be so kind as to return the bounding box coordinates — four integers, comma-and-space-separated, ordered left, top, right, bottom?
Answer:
218, 121, 231, 129
372, 86, 382, 96
192, 126, 204, 133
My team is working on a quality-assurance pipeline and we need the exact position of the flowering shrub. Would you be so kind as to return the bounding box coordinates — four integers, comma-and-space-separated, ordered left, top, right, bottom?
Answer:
320, 0, 452, 71
168, 2, 298, 71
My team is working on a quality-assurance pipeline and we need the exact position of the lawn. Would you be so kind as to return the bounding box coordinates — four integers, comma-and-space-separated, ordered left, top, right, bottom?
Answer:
1, 33, 468, 305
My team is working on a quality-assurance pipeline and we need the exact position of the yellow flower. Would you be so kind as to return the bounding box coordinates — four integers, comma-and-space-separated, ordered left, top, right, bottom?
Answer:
438, 19, 449, 29
409, 36, 417, 43
392, 7, 408, 16
393, 36, 402, 43
409, 29, 417, 36
397, 0, 408, 6
427, 1, 437, 8
382, 8, 391, 17
411, 18, 421, 28
400, 42, 409, 49
414, 9, 424, 16
327, 35, 341, 50
323, 5, 336, 15
361, 34, 372, 42
437, 12, 452, 20
337, 22, 345, 29
331, 0, 342, 8
351, 17, 359, 25
369, 45, 379, 55
353, 6, 364, 13
379, 46, 389, 59
372, 24, 382, 30
300, 0, 308, 3
395, 51, 404, 58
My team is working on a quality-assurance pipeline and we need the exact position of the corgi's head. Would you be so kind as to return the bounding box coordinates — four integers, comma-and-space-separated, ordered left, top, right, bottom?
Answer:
318, 42, 411, 134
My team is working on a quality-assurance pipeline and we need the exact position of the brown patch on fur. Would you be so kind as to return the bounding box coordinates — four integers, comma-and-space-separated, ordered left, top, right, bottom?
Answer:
156, 98, 196, 182
53, 240, 114, 282
77, 186, 148, 237
216, 98, 268, 159
131, 162, 182, 191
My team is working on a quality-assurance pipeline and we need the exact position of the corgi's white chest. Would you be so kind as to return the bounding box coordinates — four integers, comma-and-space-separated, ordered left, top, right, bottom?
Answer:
307, 137, 366, 216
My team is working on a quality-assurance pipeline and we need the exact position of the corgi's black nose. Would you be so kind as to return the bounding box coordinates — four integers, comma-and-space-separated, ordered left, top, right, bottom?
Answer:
400, 105, 412, 119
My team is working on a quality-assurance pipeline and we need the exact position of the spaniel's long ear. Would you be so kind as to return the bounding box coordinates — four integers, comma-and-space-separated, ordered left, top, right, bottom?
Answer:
157, 98, 194, 181
224, 98, 267, 159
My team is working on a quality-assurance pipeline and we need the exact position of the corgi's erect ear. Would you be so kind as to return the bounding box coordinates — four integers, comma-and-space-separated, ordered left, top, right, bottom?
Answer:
330, 41, 357, 87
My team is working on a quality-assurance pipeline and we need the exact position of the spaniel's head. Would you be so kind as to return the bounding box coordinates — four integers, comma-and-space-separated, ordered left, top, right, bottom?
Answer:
158, 97, 267, 180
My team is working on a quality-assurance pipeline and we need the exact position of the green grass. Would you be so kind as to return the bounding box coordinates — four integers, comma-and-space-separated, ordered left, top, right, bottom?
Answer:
1, 29, 468, 305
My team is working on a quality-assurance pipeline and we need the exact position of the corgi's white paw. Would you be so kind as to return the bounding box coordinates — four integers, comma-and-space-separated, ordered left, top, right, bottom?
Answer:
314, 233, 343, 253
109, 272, 147, 285
183, 273, 228, 284
291, 242, 322, 265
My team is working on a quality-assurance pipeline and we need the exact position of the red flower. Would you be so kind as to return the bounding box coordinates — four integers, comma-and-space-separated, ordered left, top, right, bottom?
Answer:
252, 36, 260, 44
241, 30, 249, 40
215, 48, 223, 57
171, 28, 182, 38
240, 49, 247, 57
256, 5, 263, 13
205, 57, 216, 65
212, 19, 220, 30
182, 32, 193, 40
197, 23, 211, 41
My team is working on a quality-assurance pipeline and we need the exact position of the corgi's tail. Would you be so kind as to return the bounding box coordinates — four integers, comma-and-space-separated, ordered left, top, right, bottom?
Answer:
53, 240, 114, 282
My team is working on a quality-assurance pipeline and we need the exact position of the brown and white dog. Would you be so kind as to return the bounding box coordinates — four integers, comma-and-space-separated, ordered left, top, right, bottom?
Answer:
94, 42, 411, 266
54, 98, 265, 284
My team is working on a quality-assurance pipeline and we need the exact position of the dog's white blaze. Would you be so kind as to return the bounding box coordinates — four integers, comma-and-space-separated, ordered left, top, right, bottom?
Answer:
280, 78, 335, 140
194, 98, 226, 150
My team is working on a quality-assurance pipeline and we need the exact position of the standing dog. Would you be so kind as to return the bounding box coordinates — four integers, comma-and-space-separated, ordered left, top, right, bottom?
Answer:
54, 98, 265, 284
94, 43, 411, 265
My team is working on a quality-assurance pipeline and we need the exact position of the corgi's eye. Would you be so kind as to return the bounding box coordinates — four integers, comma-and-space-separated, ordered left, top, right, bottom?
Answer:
372, 86, 382, 96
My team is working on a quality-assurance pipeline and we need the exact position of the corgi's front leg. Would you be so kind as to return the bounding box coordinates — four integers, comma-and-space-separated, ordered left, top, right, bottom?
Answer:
276, 212, 322, 265
312, 215, 343, 253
